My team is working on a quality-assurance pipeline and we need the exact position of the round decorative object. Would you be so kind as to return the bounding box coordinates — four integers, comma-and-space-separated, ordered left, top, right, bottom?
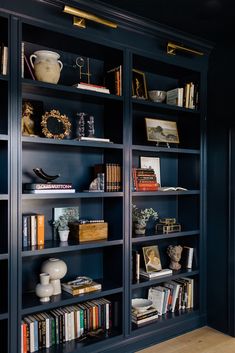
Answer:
148, 90, 166, 103
59, 230, 69, 242
41, 258, 67, 295
35, 273, 54, 302
29, 50, 63, 84
41, 110, 71, 139
131, 298, 153, 313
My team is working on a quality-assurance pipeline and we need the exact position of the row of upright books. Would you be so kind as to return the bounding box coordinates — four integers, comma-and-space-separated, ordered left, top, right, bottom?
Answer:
22, 214, 45, 248
132, 168, 158, 191
166, 82, 199, 109
94, 163, 121, 192
21, 298, 112, 353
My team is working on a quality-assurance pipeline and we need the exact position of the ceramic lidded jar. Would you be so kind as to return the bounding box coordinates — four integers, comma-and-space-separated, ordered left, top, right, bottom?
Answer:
41, 258, 67, 295
35, 273, 54, 302
30, 50, 63, 84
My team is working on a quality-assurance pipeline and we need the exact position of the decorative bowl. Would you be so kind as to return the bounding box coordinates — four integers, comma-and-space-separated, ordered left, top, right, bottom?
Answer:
131, 298, 153, 312
148, 90, 166, 103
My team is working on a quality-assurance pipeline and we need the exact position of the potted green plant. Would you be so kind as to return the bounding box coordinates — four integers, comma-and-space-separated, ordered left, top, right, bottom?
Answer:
53, 215, 70, 242
132, 204, 158, 235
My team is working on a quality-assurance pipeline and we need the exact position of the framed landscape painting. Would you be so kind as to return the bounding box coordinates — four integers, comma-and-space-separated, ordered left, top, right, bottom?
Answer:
145, 118, 180, 144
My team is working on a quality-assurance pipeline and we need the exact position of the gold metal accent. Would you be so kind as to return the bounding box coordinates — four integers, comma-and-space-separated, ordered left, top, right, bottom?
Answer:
41, 110, 71, 140
63, 5, 118, 29
73, 17, 86, 29
167, 42, 204, 56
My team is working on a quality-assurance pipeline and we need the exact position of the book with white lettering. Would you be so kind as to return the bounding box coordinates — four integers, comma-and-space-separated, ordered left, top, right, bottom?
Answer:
79, 136, 112, 143
25, 189, 76, 194
139, 268, 172, 279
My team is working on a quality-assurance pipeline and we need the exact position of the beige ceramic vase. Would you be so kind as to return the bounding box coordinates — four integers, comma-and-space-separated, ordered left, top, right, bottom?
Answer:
30, 50, 63, 84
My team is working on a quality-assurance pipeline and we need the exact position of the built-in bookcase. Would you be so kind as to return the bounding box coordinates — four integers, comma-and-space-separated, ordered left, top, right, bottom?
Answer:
0, 1, 211, 352
0, 14, 8, 353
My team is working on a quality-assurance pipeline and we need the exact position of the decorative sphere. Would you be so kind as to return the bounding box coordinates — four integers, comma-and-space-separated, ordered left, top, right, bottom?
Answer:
41, 258, 67, 280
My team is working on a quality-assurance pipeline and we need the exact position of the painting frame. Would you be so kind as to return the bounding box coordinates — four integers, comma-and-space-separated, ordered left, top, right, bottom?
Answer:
145, 117, 180, 144
142, 245, 162, 273
132, 69, 148, 100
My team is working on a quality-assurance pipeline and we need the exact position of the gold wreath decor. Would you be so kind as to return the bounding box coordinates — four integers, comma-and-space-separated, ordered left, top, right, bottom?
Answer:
41, 109, 71, 139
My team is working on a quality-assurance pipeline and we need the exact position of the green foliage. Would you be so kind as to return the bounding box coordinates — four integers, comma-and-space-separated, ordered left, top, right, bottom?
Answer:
132, 204, 158, 227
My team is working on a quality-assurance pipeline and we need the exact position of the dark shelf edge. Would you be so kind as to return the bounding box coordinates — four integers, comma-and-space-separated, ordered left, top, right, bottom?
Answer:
0, 194, 8, 200
131, 309, 200, 335
132, 98, 200, 114
21, 136, 123, 149
21, 287, 123, 315
22, 78, 124, 102
0, 134, 9, 141
132, 230, 200, 243
22, 239, 123, 257
132, 269, 199, 289
0, 253, 8, 260
0, 313, 8, 321
132, 145, 200, 154
132, 190, 200, 196
0, 74, 8, 81
22, 192, 123, 199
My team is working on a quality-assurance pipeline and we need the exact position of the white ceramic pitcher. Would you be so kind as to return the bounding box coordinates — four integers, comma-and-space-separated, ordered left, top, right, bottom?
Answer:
30, 50, 63, 84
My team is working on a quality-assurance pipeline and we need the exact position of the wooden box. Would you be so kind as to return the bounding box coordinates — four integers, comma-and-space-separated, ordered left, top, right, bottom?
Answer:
69, 222, 108, 242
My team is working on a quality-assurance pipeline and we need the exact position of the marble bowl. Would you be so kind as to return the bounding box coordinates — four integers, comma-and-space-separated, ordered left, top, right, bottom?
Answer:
148, 90, 166, 103
132, 298, 153, 312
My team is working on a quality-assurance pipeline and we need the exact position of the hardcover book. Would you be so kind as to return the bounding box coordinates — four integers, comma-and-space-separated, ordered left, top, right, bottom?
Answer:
61, 280, 102, 296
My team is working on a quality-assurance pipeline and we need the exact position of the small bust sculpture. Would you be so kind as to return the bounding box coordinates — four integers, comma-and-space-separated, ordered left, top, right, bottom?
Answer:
21, 101, 35, 136
167, 245, 183, 270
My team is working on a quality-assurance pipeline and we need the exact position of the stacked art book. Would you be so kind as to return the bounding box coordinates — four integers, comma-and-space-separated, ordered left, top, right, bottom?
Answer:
61, 276, 102, 296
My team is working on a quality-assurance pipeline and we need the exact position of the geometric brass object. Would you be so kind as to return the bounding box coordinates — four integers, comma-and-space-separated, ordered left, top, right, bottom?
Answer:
167, 42, 204, 56
63, 5, 118, 29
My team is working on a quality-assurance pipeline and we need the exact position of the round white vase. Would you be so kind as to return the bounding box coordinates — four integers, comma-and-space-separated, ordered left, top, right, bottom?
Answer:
30, 50, 63, 84
35, 273, 54, 302
41, 258, 67, 295
59, 230, 69, 242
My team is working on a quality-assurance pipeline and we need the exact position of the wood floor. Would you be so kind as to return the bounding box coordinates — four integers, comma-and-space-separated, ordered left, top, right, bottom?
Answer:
137, 326, 235, 353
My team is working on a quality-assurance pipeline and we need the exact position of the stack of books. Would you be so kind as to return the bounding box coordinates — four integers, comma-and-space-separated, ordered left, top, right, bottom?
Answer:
166, 87, 184, 107
62, 279, 102, 296
166, 82, 199, 110
22, 214, 45, 248
24, 183, 76, 194
132, 306, 158, 326
73, 82, 110, 94
139, 268, 173, 279
132, 168, 158, 191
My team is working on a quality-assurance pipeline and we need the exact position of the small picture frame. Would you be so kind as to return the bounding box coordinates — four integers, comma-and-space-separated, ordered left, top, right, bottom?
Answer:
142, 245, 162, 273
132, 69, 148, 100
53, 206, 79, 225
140, 156, 161, 187
145, 118, 180, 144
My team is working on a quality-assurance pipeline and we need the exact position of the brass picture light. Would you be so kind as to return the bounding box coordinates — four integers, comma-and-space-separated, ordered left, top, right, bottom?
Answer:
167, 42, 204, 56
63, 5, 118, 29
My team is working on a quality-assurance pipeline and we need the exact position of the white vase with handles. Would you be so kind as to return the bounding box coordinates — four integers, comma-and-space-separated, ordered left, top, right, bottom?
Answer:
30, 50, 63, 84
35, 273, 54, 302
41, 258, 67, 295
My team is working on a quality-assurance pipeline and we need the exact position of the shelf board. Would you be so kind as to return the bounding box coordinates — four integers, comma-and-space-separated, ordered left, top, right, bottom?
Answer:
0, 313, 8, 321
132, 144, 200, 154
0, 134, 8, 141
22, 79, 123, 103
132, 268, 199, 289
132, 190, 200, 196
0, 194, 8, 200
132, 98, 200, 114
21, 280, 123, 314
22, 191, 123, 199
22, 136, 123, 149
132, 230, 200, 243
0, 74, 8, 82
0, 253, 8, 260
131, 308, 199, 334
22, 239, 123, 257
